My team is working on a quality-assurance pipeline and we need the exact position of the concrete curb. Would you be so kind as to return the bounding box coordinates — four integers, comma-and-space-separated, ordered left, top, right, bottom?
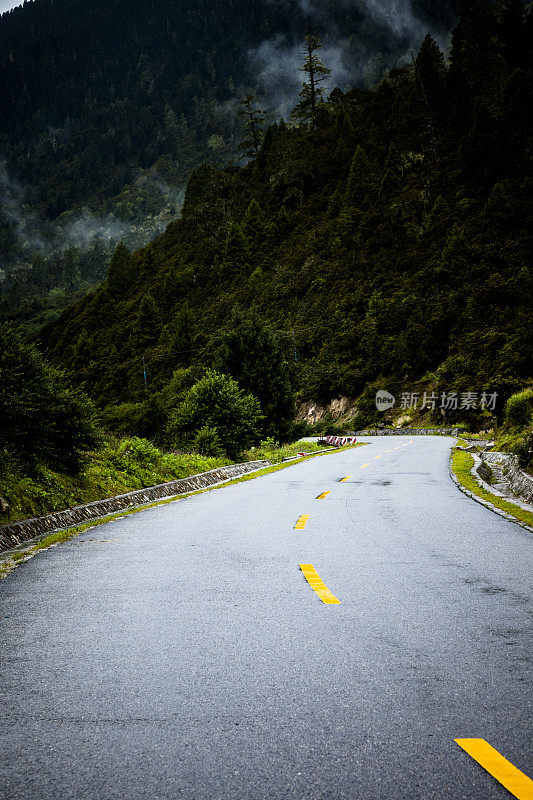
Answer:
0, 460, 270, 553
481, 451, 533, 505
355, 428, 459, 436
449, 452, 533, 535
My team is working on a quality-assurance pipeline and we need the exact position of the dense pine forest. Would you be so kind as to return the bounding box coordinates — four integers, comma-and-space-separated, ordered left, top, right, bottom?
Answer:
1, 1, 533, 520
0, 0, 455, 328
38, 2, 533, 430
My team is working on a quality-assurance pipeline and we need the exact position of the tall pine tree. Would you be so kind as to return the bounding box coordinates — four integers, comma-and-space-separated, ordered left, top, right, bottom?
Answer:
291, 34, 331, 127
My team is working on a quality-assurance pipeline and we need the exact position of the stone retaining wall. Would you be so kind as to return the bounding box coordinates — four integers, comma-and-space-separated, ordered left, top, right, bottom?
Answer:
355, 428, 460, 436
482, 452, 533, 505
0, 460, 270, 553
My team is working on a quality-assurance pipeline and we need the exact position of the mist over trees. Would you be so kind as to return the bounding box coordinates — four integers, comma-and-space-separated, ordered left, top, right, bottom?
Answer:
0, 0, 456, 327
37, 1, 533, 451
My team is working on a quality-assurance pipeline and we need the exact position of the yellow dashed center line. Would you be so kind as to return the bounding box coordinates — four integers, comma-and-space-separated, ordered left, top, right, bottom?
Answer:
361, 463, 369, 468
394, 446, 401, 449
385, 449, 392, 452
316, 491, 331, 499
299, 564, 340, 604
374, 454, 383, 459
455, 739, 533, 800
295, 515, 310, 530
339, 475, 352, 482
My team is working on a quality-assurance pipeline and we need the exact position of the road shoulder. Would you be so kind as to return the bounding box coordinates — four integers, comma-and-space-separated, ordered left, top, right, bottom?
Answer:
450, 447, 533, 534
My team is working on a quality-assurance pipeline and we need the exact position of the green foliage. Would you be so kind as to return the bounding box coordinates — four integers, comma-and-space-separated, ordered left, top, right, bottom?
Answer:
243, 199, 267, 245
192, 425, 224, 457
132, 292, 159, 351
504, 389, 533, 428
452, 448, 533, 527
167, 370, 263, 459
220, 224, 250, 276
213, 311, 296, 441
0, 322, 99, 474
291, 34, 331, 126
116, 436, 160, 466
37, 4, 533, 428
0, 436, 229, 525
107, 243, 133, 295
101, 394, 167, 441
238, 92, 266, 158
245, 437, 328, 463
169, 303, 196, 363
343, 145, 377, 208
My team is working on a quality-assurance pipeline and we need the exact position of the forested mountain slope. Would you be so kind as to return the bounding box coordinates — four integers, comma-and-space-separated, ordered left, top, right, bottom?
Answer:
0, 0, 455, 323
41, 2, 533, 434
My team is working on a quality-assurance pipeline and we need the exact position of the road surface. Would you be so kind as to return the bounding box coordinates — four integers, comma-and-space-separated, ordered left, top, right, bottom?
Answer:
0, 436, 531, 799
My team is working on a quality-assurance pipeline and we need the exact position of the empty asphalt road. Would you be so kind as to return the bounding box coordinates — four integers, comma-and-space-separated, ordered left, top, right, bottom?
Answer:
0, 436, 531, 800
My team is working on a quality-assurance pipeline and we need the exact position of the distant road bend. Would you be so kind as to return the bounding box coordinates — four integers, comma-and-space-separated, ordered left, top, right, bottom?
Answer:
0, 436, 531, 800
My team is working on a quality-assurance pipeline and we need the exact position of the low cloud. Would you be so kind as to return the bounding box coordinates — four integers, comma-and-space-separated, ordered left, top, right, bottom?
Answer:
249, 0, 450, 118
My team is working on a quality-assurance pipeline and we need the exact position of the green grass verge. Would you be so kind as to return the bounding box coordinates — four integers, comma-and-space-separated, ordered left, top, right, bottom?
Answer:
451, 448, 533, 528
0, 437, 334, 526
0, 442, 364, 580
0, 438, 231, 525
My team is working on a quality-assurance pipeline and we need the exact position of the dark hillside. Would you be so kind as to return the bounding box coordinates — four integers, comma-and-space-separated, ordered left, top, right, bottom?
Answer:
40, 3, 533, 432
0, 0, 456, 322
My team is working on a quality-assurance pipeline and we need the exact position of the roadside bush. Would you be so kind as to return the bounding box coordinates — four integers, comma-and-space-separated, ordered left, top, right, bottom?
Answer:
167, 370, 263, 459
0, 322, 99, 474
117, 437, 160, 465
511, 436, 530, 467
504, 389, 533, 429
101, 395, 167, 441
350, 412, 371, 430
192, 425, 224, 457
291, 419, 314, 440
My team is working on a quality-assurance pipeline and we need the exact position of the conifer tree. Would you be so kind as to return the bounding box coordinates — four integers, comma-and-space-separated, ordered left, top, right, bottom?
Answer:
170, 303, 196, 364
291, 34, 331, 127
450, 0, 500, 102
213, 310, 296, 441
343, 145, 376, 208
107, 242, 133, 295
220, 224, 250, 276
243, 198, 266, 245
333, 109, 355, 161
133, 293, 158, 350
238, 92, 265, 158
415, 34, 446, 102
380, 142, 402, 195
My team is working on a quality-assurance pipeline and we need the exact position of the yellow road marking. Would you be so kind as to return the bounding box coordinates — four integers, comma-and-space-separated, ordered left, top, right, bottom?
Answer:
316, 491, 331, 499
299, 564, 340, 604
394, 446, 401, 449
340, 475, 352, 482
455, 739, 533, 800
361, 463, 369, 468
295, 515, 310, 530
374, 454, 383, 459
385, 449, 392, 452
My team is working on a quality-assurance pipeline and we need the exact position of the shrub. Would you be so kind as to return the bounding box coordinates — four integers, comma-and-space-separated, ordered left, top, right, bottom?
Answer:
511, 437, 530, 467
167, 370, 263, 459
101, 396, 167, 441
0, 322, 99, 474
504, 389, 533, 429
117, 437, 160, 465
350, 412, 371, 430
192, 426, 224, 457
